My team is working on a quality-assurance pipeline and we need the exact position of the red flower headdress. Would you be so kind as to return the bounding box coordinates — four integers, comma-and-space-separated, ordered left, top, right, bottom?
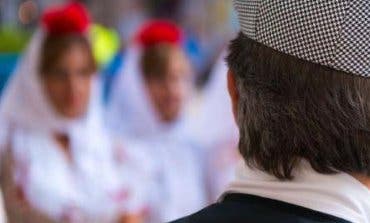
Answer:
41, 2, 90, 36
135, 20, 183, 48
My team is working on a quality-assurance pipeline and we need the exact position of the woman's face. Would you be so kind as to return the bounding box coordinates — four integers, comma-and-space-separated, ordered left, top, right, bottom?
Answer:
42, 44, 94, 119
145, 48, 192, 123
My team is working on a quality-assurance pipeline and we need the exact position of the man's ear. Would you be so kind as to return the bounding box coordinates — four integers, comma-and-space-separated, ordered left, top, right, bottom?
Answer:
227, 70, 239, 121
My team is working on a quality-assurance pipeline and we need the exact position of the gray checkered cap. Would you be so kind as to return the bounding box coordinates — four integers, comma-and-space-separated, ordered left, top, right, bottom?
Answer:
234, 0, 370, 77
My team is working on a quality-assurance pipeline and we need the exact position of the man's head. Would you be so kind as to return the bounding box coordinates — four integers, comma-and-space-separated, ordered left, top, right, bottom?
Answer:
226, 32, 370, 180
228, 0, 370, 181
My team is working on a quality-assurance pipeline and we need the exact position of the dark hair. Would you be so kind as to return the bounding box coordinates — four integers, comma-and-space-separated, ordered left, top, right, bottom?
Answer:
140, 43, 180, 80
39, 34, 97, 76
226, 32, 370, 179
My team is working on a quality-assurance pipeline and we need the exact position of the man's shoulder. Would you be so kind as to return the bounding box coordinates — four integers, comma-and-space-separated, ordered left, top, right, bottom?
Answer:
169, 194, 351, 223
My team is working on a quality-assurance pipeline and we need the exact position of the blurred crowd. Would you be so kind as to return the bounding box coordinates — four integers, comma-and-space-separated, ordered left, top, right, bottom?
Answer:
0, 1, 240, 222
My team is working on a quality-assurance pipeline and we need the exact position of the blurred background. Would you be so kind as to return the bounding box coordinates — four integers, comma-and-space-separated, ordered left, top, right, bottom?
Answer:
0, 0, 238, 92
0, 1, 240, 222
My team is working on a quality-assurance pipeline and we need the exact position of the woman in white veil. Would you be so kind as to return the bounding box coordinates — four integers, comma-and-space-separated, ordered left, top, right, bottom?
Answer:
0, 3, 145, 223
106, 46, 165, 139
106, 20, 206, 223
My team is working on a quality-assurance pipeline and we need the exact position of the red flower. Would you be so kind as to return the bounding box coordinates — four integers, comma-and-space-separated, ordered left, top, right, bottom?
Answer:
41, 2, 90, 36
136, 20, 183, 48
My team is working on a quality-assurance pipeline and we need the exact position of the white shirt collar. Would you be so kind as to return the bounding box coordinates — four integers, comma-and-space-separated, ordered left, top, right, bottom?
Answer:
226, 161, 370, 223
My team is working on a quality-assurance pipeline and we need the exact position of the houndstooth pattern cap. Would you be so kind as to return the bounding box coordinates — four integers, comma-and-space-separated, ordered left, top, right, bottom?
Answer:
233, 0, 370, 77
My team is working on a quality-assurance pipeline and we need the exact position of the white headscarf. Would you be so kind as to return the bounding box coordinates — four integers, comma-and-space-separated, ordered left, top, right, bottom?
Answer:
187, 52, 240, 201
0, 30, 102, 136
106, 45, 191, 140
0, 31, 144, 222
191, 51, 238, 151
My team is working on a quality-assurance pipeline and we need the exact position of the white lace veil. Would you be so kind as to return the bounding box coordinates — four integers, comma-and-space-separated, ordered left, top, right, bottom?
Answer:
106, 45, 187, 139
0, 30, 103, 136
